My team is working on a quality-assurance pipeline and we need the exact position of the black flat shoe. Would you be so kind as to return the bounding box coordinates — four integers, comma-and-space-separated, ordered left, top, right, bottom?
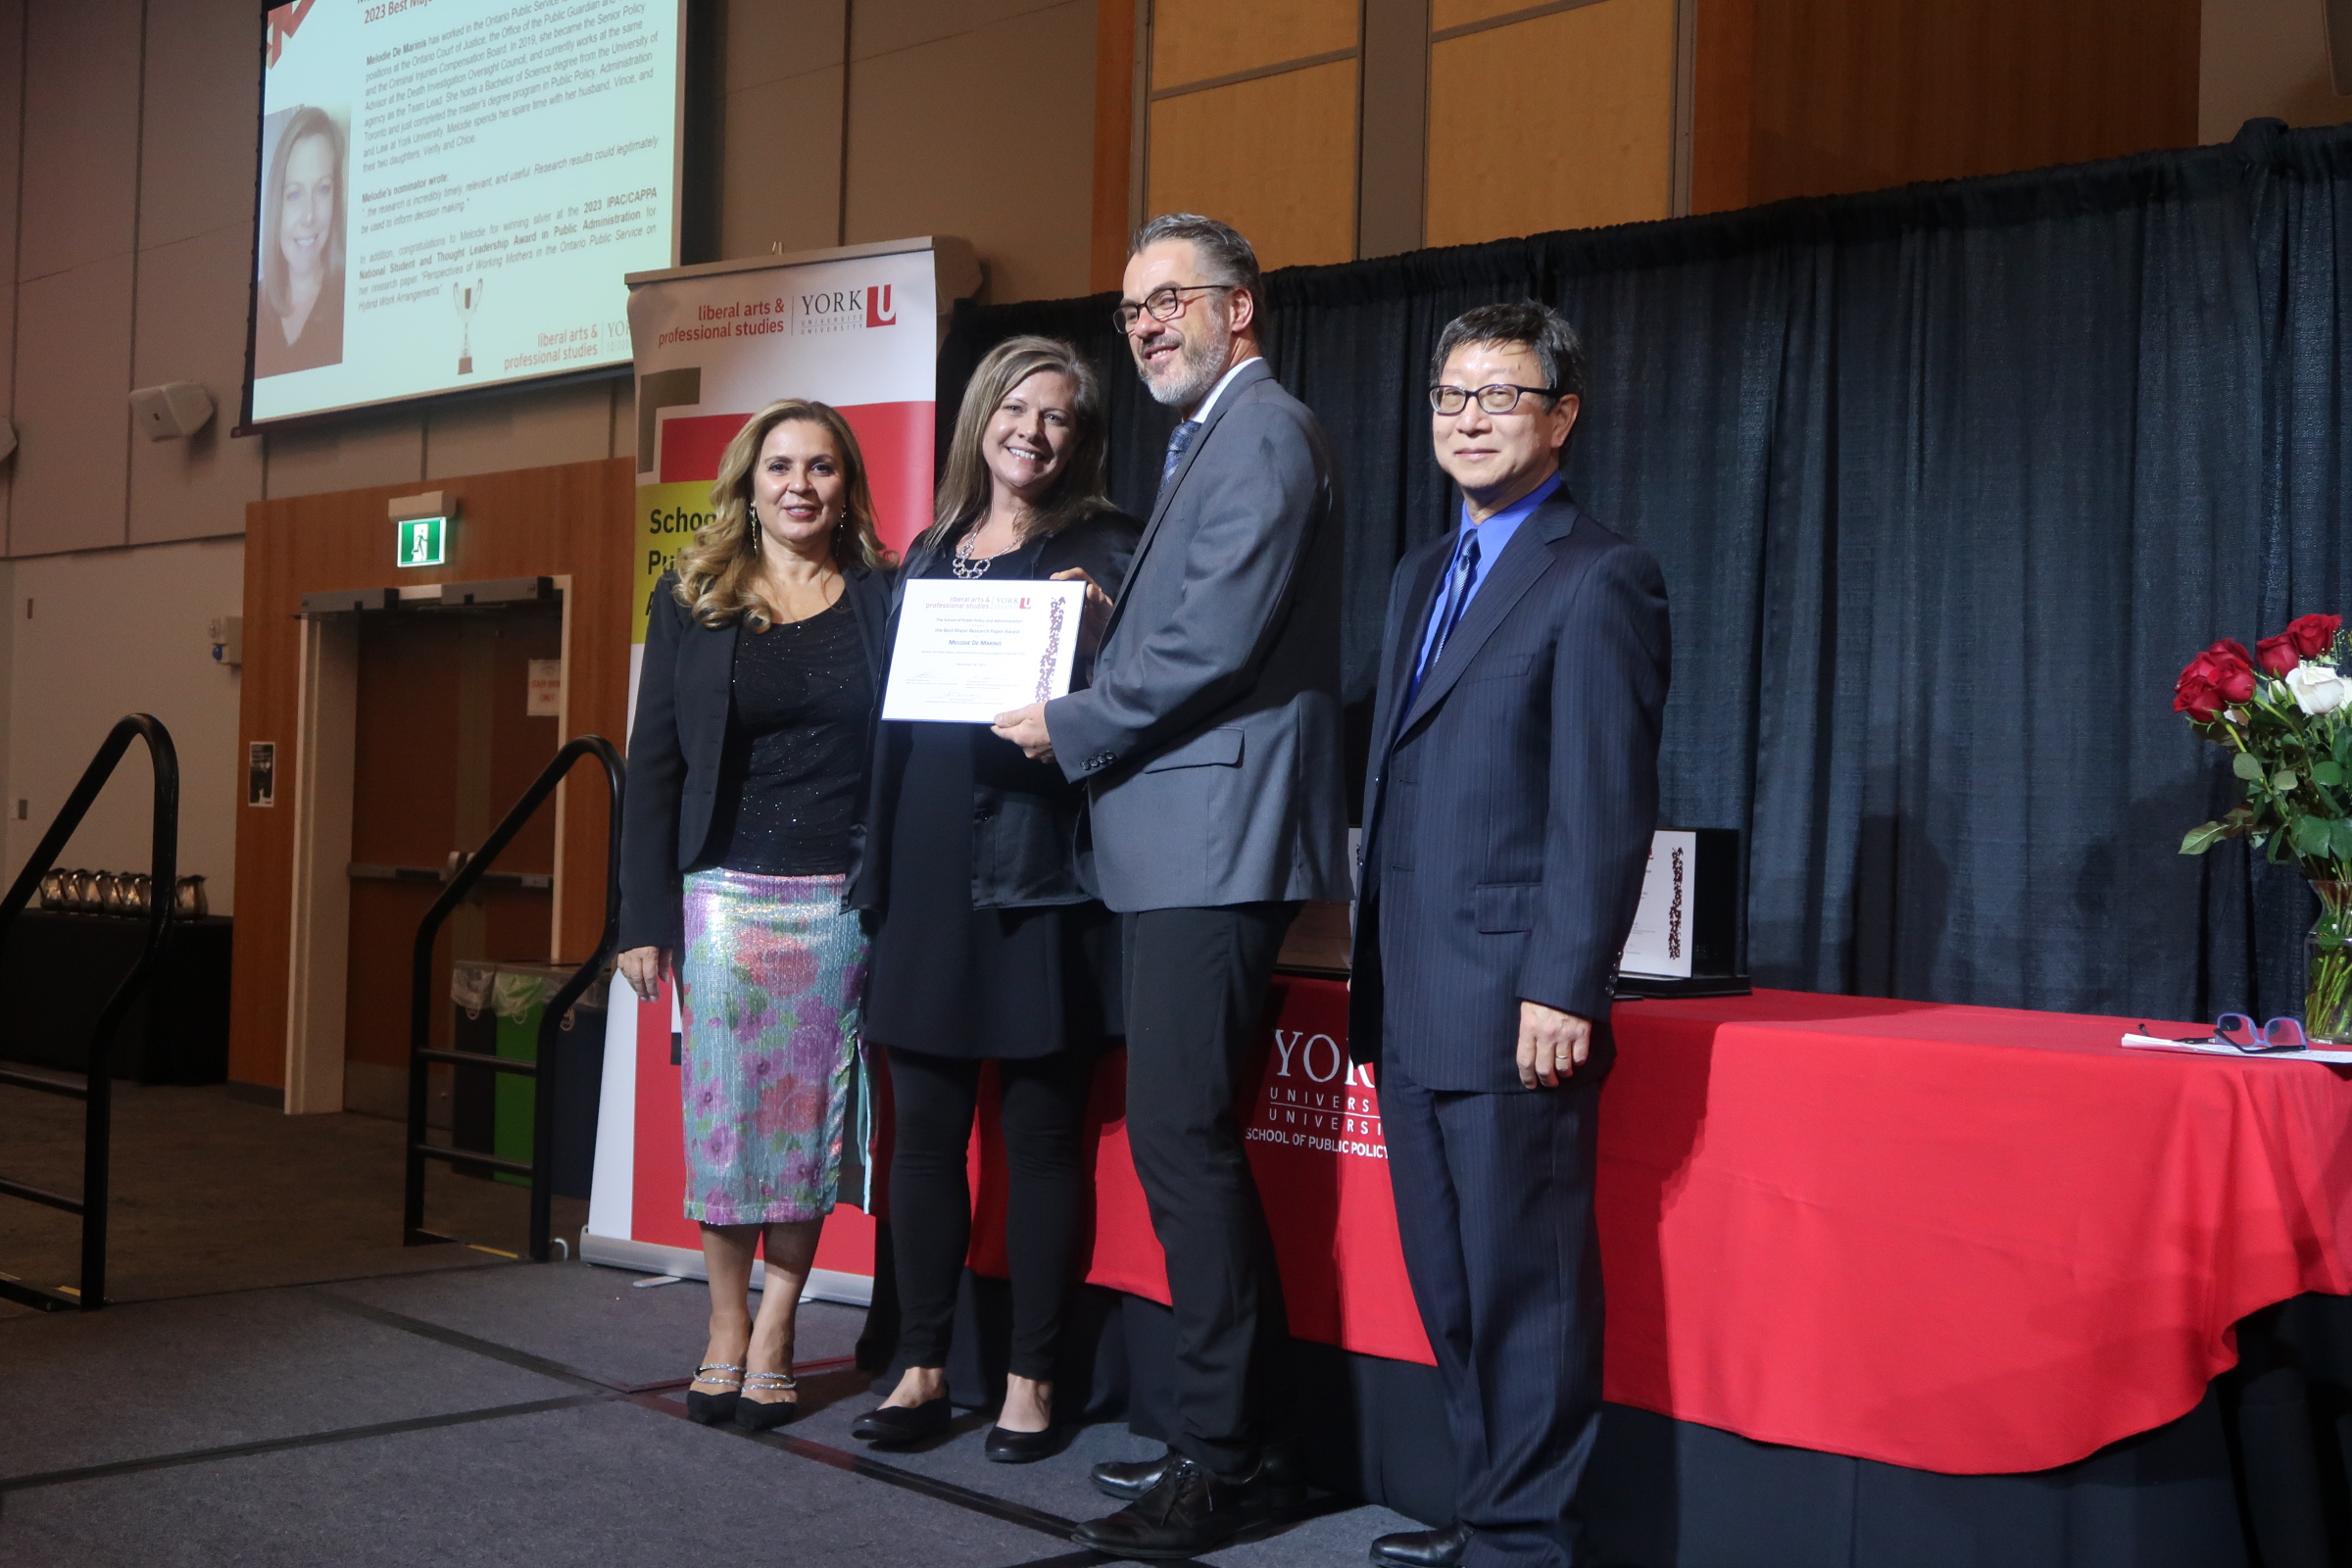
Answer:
1072, 1455, 1274, 1560
850, 1395, 953, 1446
1370, 1521, 1471, 1567
984, 1422, 1060, 1463
735, 1370, 799, 1432
684, 1362, 744, 1426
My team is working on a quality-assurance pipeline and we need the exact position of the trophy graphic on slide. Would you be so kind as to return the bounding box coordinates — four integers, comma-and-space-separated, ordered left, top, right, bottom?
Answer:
452, 279, 485, 374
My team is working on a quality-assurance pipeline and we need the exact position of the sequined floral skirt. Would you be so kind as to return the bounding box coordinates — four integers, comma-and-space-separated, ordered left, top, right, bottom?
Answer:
677, 868, 870, 1225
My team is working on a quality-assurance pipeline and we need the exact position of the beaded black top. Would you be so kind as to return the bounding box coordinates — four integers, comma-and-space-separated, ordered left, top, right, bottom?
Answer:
698, 596, 870, 876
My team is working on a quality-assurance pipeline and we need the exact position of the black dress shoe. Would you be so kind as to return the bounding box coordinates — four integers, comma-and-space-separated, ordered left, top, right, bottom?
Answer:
1370, 1521, 1470, 1567
1092, 1443, 1307, 1506
1092, 1451, 1172, 1500
849, 1395, 952, 1446
1071, 1455, 1270, 1560
983, 1422, 1059, 1463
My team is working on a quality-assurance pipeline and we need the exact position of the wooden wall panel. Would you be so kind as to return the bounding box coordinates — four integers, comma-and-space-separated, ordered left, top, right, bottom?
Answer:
1691, 0, 1756, 214
843, 0, 1100, 304
1724, 0, 2200, 209
1152, 0, 1359, 88
1434, 0, 1571, 28
1427, 0, 1678, 248
230, 457, 634, 1092
1148, 62, 1360, 270
1358, 0, 1434, 258
1092, 0, 1140, 291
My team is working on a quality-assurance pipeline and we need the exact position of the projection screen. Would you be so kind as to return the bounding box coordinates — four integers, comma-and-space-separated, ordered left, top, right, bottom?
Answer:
244, 0, 684, 427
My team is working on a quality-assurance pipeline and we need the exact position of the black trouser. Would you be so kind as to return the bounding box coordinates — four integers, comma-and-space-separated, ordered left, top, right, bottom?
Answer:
1382, 1050, 1609, 1568
1122, 902, 1299, 1480
886, 1045, 1094, 1384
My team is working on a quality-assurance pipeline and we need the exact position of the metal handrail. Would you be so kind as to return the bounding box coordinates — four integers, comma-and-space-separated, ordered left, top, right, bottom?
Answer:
0, 714, 177, 1312
403, 735, 623, 1262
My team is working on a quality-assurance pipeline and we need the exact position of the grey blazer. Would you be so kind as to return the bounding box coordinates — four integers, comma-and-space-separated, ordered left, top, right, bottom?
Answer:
1043, 359, 1350, 912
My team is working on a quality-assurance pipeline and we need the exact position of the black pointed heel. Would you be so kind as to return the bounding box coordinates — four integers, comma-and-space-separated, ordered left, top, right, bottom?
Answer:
736, 1370, 800, 1431
685, 1362, 744, 1426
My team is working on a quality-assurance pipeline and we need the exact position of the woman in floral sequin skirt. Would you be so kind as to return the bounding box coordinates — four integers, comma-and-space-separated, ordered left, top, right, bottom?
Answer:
675, 866, 866, 1226
615, 398, 893, 1429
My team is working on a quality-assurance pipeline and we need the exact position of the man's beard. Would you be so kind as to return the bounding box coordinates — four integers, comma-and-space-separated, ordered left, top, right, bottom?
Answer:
1138, 323, 1234, 409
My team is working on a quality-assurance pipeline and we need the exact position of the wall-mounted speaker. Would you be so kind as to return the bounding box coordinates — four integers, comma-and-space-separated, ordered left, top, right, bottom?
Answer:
2329, 0, 2352, 96
129, 382, 214, 441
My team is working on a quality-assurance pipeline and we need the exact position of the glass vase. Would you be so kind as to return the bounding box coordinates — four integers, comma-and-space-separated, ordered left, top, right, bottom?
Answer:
2308, 880, 2352, 1044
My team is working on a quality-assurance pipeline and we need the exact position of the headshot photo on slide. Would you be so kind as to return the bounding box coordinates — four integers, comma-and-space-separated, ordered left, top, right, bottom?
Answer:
254, 103, 348, 379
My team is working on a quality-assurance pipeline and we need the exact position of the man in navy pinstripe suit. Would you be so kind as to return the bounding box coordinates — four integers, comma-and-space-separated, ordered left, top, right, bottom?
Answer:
1351, 303, 1671, 1568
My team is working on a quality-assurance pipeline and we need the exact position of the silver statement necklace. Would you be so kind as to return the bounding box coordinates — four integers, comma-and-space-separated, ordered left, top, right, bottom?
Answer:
951, 531, 993, 579
952, 522, 1019, 580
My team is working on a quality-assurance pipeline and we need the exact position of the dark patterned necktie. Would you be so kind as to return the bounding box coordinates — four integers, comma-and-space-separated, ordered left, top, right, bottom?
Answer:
1158, 419, 1203, 496
1406, 531, 1482, 709
1426, 531, 1483, 670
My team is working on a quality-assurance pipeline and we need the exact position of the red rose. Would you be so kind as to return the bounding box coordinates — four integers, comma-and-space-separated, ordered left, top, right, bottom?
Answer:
2176, 640, 2256, 721
2287, 613, 2342, 660
2257, 632, 2300, 676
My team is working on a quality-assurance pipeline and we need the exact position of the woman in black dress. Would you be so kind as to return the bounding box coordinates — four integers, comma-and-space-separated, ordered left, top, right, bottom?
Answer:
848, 336, 1137, 1460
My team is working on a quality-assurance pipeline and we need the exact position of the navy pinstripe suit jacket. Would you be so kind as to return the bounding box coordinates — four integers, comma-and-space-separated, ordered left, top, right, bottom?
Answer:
1349, 489, 1671, 1093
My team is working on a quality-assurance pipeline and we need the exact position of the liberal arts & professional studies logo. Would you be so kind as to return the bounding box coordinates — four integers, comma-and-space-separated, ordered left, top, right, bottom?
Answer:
793, 282, 900, 336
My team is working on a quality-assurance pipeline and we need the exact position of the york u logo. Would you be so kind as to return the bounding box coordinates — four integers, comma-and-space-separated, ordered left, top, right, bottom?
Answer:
1270, 1028, 1375, 1087
796, 282, 899, 332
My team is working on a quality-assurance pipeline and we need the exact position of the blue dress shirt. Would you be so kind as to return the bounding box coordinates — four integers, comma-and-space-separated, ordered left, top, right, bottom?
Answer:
1412, 471, 1564, 682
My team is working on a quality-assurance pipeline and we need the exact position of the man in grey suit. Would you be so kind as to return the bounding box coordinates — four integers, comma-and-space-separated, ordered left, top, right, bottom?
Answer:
1351, 303, 1670, 1568
994, 213, 1348, 1558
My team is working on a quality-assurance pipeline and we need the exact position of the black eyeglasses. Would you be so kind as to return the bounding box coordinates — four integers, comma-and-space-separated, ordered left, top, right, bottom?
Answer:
1111, 283, 1234, 333
1429, 383, 1560, 416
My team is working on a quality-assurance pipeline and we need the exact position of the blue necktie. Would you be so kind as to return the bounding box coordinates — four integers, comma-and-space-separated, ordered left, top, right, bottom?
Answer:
1407, 532, 1481, 705
1159, 419, 1203, 494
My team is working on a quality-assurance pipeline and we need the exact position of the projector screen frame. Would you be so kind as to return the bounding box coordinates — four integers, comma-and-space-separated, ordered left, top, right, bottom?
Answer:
233, 0, 690, 438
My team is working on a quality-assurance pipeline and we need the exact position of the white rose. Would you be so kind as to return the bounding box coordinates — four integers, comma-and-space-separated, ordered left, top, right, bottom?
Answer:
2286, 662, 2352, 715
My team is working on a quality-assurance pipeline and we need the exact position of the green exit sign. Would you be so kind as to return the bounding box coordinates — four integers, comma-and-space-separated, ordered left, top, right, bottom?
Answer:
396, 515, 447, 567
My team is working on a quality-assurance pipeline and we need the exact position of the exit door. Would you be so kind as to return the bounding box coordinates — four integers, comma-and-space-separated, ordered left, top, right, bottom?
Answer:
341, 602, 564, 1115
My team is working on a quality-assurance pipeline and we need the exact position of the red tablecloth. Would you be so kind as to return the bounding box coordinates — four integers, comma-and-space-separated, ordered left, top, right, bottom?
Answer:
1028, 982, 2352, 1475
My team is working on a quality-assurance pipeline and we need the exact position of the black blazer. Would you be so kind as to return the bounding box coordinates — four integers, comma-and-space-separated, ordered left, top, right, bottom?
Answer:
849, 506, 1141, 913
1349, 490, 1671, 1093
617, 564, 893, 953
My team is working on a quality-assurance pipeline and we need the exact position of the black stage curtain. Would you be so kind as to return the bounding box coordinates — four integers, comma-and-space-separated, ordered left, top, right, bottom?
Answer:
937, 119, 2352, 1023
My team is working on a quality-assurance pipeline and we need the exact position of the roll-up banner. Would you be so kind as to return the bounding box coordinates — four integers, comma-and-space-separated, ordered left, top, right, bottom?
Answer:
583, 236, 977, 1299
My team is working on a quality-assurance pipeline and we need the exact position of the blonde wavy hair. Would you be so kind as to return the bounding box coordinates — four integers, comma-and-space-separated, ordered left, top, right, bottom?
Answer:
673, 400, 890, 629
919, 336, 1109, 554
